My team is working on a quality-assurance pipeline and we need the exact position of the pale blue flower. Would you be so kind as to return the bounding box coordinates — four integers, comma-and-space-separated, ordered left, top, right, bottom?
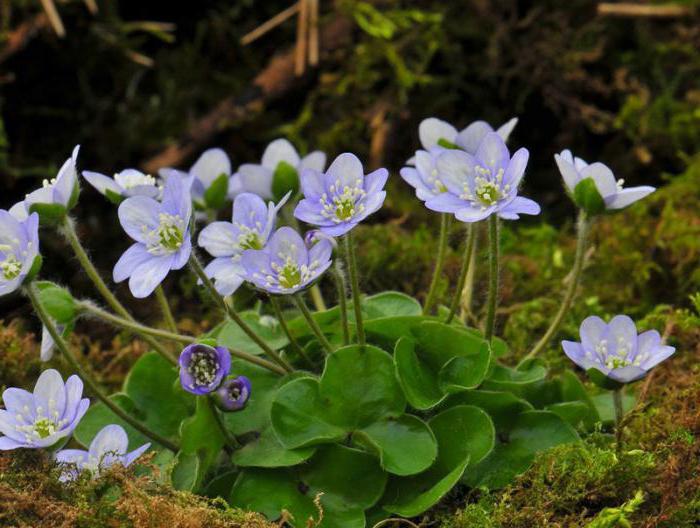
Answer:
114, 174, 192, 298
55, 424, 150, 482
240, 226, 332, 294
159, 148, 233, 208
197, 192, 287, 296
426, 132, 540, 222
0, 369, 89, 450
294, 153, 388, 236
235, 139, 326, 200
0, 210, 40, 296
400, 146, 447, 202
555, 150, 655, 211
563, 315, 675, 383
83, 168, 159, 202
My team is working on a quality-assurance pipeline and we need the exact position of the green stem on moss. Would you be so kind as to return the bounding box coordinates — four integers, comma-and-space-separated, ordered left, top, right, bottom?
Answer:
188, 253, 293, 373
445, 223, 476, 325
155, 285, 178, 334
423, 213, 451, 315
293, 293, 333, 355
59, 216, 176, 365
26, 282, 179, 452
333, 263, 350, 346
613, 388, 624, 454
269, 295, 313, 368
343, 231, 365, 346
484, 215, 500, 341
523, 210, 589, 362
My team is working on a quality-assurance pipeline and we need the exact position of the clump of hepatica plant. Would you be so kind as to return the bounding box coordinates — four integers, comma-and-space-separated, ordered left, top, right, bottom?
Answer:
2, 116, 666, 527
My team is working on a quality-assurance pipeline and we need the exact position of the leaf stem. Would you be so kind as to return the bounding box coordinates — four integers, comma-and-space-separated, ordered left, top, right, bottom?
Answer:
343, 231, 364, 346
523, 210, 589, 362
188, 253, 293, 373
59, 216, 176, 364
269, 295, 314, 368
293, 293, 333, 355
332, 262, 350, 346
423, 213, 451, 315
445, 223, 476, 324
206, 395, 240, 451
613, 388, 624, 454
25, 282, 179, 452
155, 284, 178, 334
484, 215, 500, 341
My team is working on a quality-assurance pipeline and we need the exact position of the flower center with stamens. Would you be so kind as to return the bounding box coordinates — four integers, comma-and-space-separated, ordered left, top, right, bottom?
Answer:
274, 256, 302, 289
319, 179, 366, 223
238, 231, 263, 251
32, 417, 57, 439
115, 172, 156, 190
1, 254, 21, 280
187, 350, 219, 388
147, 213, 185, 254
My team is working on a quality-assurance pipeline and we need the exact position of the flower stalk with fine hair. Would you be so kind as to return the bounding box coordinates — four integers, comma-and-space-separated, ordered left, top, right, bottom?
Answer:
445, 223, 476, 325
523, 210, 589, 362
24, 283, 179, 451
188, 252, 293, 373
179, 343, 231, 395
55, 424, 150, 482
423, 213, 452, 315
484, 215, 500, 341
0, 369, 89, 450
293, 292, 333, 355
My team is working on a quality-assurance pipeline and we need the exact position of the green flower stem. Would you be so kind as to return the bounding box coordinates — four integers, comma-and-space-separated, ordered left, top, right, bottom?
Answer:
26, 282, 180, 452
423, 213, 452, 315
59, 217, 176, 365
188, 253, 293, 373
343, 231, 365, 346
206, 395, 239, 452
269, 295, 313, 368
293, 293, 333, 355
155, 285, 178, 334
309, 285, 327, 312
523, 210, 589, 362
484, 215, 500, 341
78, 300, 194, 344
445, 223, 476, 325
332, 263, 350, 346
613, 388, 624, 454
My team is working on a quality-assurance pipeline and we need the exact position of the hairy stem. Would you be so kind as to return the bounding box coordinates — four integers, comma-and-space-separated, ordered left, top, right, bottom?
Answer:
523, 210, 589, 362
206, 395, 239, 452
445, 223, 476, 325
484, 215, 500, 341
333, 263, 350, 346
26, 283, 179, 452
343, 231, 364, 346
423, 213, 451, 315
155, 285, 178, 334
59, 217, 176, 364
293, 293, 333, 355
188, 253, 293, 373
613, 388, 624, 454
269, 295, 313, 368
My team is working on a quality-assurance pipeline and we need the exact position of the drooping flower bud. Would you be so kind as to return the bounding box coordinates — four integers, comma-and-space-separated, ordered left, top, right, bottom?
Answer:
213, 375, 252, 411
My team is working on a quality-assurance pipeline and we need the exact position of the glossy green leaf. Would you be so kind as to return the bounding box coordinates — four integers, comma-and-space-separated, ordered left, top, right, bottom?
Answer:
361, 292, 422, 318
412, 321, 487, 370
320, 344, 405, 428
586, 368, 624, 391
170, 451, 201, 491
464, 410, 580, 489
232, 427, 315, 468
124, 352, 193, 438
383, 405, 494, 516
546, 401, 595, 429
178, 397, 226, 489
442, 389, 534, 431
353, 415, 437, 476
591, 391, 636, 424
438, 342, 491, 393
74, 393, 151, 448
481, 362, 547, 394
231, 444, 387, 527
203, 172, 229, 209
394, 337, 444, 410
216, 312, 289, 355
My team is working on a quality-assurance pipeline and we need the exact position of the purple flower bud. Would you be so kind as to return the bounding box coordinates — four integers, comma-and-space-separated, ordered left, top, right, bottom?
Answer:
304, 229, 337, 249
178, 344, 231, 395
214, 376, 251, 411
